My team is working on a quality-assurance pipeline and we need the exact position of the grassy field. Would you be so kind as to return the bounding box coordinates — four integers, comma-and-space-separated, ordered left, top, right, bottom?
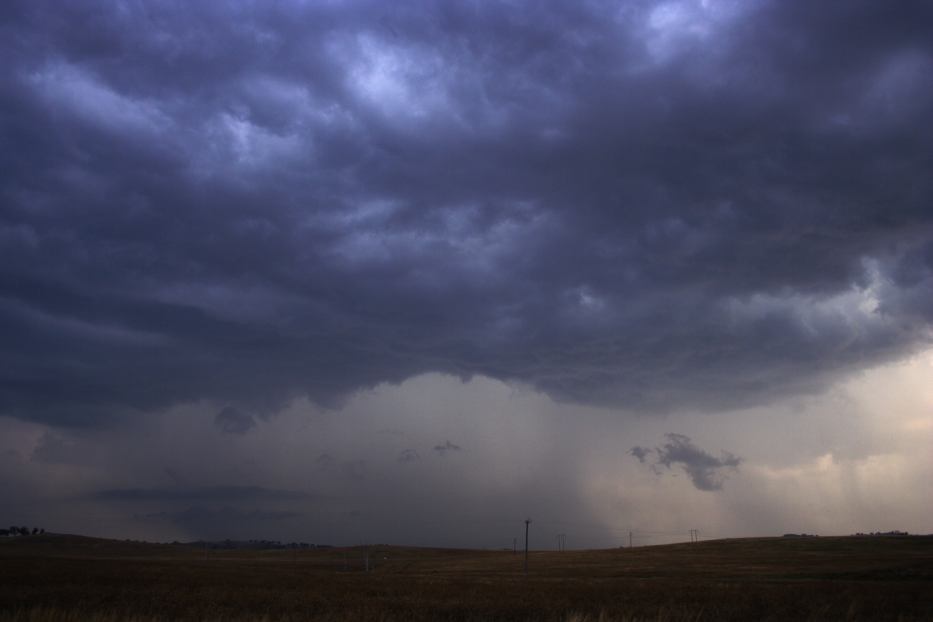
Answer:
1, 534, 932, 621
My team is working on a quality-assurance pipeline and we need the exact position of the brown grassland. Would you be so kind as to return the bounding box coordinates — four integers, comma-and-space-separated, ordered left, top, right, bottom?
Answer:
1, 534, 932, 621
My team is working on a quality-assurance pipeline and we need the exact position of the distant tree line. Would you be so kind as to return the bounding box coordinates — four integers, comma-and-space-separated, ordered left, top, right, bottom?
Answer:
176, 539, 333, 550
1, 526, 45, 536
853, 530, 910, 536
783, 531, 912, 538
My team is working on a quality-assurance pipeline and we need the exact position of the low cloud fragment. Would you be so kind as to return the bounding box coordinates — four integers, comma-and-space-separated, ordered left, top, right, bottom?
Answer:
214, 407, 256, 435
398, 449, 420, 463
341, 460, 367, 481
314, 454, 366, 480
30, 433, 85, 465
163, 467, 185, 486
631, 434, 742, 491
629, 446, 651, 464
314, 454, 336, 471
433, 440, 461, 456
378, 428, 405, 437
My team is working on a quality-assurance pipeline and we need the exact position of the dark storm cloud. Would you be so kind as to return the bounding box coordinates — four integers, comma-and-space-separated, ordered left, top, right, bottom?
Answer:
2, 0, 932, 426
214, 406, 256, 435
633, 434, 742, 491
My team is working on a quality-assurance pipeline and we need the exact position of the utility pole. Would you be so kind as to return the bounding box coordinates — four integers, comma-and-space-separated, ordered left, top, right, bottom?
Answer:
524, 519, 532, 574
629, 531, 632, 549
556, 533, 565, 551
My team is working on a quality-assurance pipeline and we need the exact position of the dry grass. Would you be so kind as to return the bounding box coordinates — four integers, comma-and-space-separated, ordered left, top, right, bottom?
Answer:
1, 535, 932, 621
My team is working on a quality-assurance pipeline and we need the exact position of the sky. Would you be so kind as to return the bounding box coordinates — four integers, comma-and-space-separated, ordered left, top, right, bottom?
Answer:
1, 0, 932, 548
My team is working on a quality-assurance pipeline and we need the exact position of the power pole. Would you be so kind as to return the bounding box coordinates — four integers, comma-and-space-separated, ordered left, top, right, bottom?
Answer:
524, 519, 532, 574
629, 531, 633, 549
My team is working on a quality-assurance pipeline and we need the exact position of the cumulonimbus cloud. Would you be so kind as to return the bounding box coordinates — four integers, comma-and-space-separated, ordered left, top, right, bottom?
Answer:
0, 1, 931, 427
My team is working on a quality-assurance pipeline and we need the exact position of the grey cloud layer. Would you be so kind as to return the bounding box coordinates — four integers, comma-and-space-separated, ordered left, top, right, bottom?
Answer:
2, 1, 932, 426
